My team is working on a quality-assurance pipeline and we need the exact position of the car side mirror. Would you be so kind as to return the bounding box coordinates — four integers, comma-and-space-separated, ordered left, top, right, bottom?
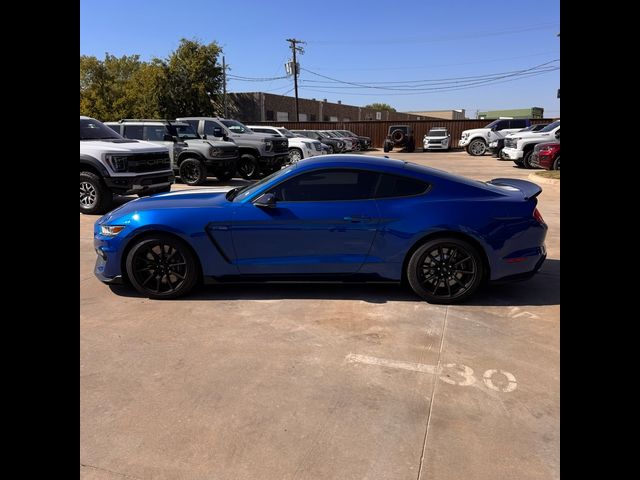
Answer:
163, 134, 177, 142
254, 193, 277, 208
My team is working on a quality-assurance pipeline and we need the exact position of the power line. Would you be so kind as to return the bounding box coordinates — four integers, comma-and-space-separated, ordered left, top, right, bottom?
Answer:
227, 74, 289, 81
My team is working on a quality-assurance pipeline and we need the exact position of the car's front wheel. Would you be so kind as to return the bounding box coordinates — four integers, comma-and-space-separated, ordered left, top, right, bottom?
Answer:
179, 158, 208, 185
237, 154, 260, 179
126, 233, 199, 299
289, 148, 303, 163
552, 156, 560, 170
522, 150, 535, 169
80, 171, 112, 215
466, 139, 487, 156
407, 238, 484, 304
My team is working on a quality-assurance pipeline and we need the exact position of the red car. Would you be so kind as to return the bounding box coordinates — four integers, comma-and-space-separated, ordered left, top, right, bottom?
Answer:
530, 142, 560, 170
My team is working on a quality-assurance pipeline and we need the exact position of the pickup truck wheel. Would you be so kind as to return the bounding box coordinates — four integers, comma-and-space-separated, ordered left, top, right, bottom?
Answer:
467, 139, 487, 156
179, 158, 208, 185
80, 171, 112, 215
288, 148, 303, 163
552, 156, 560, 170
522, 150, 535, 169
237, 154, 260, 180
513, 159, 524, 167
326, 145, 335, 154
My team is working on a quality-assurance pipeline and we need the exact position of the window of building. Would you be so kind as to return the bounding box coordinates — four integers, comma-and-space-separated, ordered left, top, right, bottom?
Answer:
276, 111, 289, 121
375, 112, 382, 120
299, 113, 308, 121
329, 116, 338, 122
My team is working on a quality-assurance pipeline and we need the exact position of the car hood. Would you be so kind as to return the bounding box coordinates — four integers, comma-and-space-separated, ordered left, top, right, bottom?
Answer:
80, 139, 168, 154
424, 135, 450, 140
99, 188, 232, 223
504, 131, 551, 140
461, 128, 489, 136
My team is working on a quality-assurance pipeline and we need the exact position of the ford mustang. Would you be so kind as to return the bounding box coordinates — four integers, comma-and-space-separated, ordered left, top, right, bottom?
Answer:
94, 155, 547, 304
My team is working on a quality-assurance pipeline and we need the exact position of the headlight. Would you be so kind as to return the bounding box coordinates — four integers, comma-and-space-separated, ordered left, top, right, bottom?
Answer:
264, 139, 273, 151
105, 155, 128, 172
462, 133, 469, 139
209, 147, 223, 157
100, 225, 126, 236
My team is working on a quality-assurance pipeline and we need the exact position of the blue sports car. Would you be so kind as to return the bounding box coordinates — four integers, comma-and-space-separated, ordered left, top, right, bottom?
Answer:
94, 155, 547, 304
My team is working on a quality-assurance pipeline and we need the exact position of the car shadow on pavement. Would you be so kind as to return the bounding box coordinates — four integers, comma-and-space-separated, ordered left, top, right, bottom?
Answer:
108, 259, 559, 307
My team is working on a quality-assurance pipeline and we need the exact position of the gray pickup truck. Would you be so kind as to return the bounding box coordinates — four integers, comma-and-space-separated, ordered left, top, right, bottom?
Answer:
178, 117, 289, 179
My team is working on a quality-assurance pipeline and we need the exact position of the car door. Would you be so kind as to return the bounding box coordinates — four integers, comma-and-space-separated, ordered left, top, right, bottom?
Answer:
231, 168, 381, 275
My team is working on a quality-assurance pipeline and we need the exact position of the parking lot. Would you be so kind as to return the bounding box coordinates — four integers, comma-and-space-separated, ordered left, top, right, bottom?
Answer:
80, 150, 559, 480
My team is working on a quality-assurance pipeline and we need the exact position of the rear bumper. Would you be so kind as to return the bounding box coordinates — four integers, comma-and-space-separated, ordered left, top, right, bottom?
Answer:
492, 253, 546, 282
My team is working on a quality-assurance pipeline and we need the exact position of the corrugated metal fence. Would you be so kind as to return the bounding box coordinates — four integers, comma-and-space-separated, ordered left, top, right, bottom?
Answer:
250, 119, 554, 149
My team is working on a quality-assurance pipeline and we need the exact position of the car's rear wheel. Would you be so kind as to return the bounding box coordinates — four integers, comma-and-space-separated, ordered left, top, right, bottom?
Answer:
407, 238, 484, 304
179, 158, 208, 185
467, 139, 487, 156
237, 154, 260, 179
513, 159, 524, 167
126, 234, 199, 299
80, 171, 112, 215
552, 156, 560, 170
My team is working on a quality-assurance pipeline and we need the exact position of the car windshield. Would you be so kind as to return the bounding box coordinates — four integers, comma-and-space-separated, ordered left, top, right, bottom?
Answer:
229, 165, 296, 202
80, 118, 123, 140
168, 124, 201, 140
277, 128, 296, 138
323, 131, 339, 138
427, 130, 447, 137
221, 119, 252, 134
538, 120, 560, 132
484, 120, 501, 128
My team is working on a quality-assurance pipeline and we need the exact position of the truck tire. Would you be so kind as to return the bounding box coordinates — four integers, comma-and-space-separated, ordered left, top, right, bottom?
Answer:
237, 154, 260, 180
552, 156, 560, 170
80, 171, 113, 215
215, 170, 235, 182
522, 150, 535, 169
179, 158, 208, 185
391, 130, 405, 143
288, 148, 303, 163
466, 138, 487, 156
406, 139, 415, 152
383, 142, 391, 153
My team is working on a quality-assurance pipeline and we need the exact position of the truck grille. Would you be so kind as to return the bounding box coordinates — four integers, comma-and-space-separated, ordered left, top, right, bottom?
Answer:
504, 138, 517, 148
127, 152, 171, 173
427, 139, 442, 144
273, 139, 289, 153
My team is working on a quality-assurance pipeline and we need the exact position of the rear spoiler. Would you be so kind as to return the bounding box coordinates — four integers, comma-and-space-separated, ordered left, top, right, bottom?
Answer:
487, 178, 542, 200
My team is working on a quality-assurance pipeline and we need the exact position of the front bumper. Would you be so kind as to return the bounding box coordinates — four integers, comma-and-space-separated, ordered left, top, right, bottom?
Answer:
104, 172, 175, 195
423, 142, 450, 150
458, 138, 470, 147
203, 157, 238, 171
501, 147, 523, 160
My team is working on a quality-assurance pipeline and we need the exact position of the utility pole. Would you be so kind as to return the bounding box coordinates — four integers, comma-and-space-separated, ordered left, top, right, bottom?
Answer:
286, 38, 305, 121
222, 56, 228, 117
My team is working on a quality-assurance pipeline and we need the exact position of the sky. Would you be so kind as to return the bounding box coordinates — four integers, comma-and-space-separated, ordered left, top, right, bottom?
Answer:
80, 0, 560, 118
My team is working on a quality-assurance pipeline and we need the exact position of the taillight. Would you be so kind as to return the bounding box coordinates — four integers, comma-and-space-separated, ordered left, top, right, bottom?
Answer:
533, 207, 546, 225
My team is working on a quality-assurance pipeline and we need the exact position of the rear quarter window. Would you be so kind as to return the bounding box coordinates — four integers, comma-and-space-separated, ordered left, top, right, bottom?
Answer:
376, 174, 430, 198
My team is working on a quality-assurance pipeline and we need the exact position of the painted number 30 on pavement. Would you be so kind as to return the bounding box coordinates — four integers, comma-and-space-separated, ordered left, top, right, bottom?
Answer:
439, 364, 518, 392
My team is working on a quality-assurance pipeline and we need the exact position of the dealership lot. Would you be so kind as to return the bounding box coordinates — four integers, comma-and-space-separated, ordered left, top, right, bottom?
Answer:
80, 151, 559, 480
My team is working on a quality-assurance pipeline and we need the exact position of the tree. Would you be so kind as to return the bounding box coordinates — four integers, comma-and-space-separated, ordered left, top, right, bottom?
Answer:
363, 103, 396, 112
158, 39, 223, 118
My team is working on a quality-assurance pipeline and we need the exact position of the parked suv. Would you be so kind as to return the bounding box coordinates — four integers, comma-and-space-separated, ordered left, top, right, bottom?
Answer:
459, 118, 531, 156
383, 125, 415, 152
336, 130, 371, 150
530, 142, 560, 170
247, 125, 323, 163
178, 117, 289, 179
292, 130, 345, 154
80, 116, 174, 215
423, 127, 451, 151
501, 120, 560, 168
106, 119, 239, 185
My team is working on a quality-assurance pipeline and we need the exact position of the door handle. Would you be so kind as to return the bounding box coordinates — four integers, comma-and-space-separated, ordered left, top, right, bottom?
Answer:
343, 216, 371, 223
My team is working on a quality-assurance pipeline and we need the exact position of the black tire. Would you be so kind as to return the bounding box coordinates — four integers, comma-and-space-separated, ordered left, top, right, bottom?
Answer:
125, 233, 199, 299
496, 148, 504, 159
406, 140, 415, 152
391, 130, 405, 143
326, 145, 335, 154
513, 159, 525, 167
383, 142, 391, 153
289, 148, 303, 163
522, 150, 535, 169
407, 237, 484, 304
179, 158, 208, 185
237, 154, 260, 179
80, 171, 113, 215
138, 186, 171, 197
215, 170, 235, 182
466, 138, 487, 156
552, 156, 560, 170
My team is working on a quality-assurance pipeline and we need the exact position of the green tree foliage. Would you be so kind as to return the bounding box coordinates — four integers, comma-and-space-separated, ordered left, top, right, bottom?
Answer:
80, 39, 223, 121
363, 103, 397, 112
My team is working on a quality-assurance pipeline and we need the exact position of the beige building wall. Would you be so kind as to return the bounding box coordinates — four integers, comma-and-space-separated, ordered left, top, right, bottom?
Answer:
406, 110, 466, 120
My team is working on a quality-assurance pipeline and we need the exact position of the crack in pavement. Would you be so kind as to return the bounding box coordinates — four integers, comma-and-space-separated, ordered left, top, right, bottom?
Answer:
80, 463, 143, 480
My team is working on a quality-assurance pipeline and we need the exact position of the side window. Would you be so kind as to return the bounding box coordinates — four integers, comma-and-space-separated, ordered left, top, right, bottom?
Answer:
104, 124, 120, 134
510, 119, 526, 128
123, 125, 143, 139
269, 169, 379, 202
203, 121, 222, 137
496, 120, 510, 131
144, 126, 168, 141
376, 174, 429, 198
183, 119, 199, 131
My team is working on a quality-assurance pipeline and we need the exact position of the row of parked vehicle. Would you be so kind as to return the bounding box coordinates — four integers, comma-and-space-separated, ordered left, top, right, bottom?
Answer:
80, 116, 373, 214
459, 118, 560, 170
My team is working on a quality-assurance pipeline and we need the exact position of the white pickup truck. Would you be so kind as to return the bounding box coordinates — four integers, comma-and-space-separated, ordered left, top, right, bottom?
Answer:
247, 125, 323, 163
501, 120, 560, 168
459, 118, 531, 156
